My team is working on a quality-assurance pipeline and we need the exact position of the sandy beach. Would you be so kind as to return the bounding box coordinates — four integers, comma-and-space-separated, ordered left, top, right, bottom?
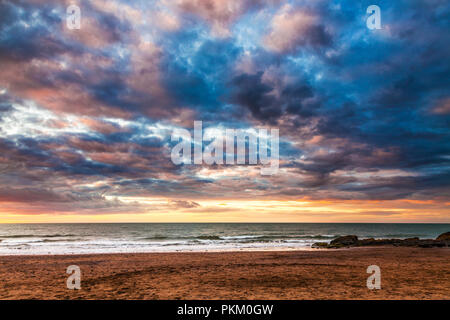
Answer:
0, 247, 448, 300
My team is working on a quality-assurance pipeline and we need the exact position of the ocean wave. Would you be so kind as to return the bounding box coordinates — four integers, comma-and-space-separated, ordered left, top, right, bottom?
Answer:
142, 235, 168, 240
141, 234, 338, 242
197, 235, 222, 240
221, 234, 336, 241
0, 234, 77, 239
220, 235, 264, 240
38, 238, 86, 243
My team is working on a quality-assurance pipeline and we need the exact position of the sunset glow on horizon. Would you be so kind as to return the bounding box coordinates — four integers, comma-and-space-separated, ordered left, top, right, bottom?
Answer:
1, 197, 448, 223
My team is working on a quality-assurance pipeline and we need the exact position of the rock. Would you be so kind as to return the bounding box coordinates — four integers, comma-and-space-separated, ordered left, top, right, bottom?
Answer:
312, 242, 329, 248
402, 237, 420, 246
436, 232, 450, 241
358, 238, 377, 246
312, 234, 450, 249
330, 235, 358, 246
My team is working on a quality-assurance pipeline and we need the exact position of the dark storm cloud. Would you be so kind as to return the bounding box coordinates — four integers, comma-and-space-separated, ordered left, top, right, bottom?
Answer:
229, 71, 321, 124
230, 72, 280, 122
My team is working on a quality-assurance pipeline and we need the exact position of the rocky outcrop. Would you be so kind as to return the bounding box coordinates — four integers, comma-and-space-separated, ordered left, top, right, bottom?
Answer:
330, 235, 358, 246
436, 232, 450, 241
312, 233, 450, 249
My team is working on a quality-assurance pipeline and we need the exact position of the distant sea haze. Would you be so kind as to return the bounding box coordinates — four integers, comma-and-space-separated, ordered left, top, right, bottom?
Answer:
0, 223, 448, 255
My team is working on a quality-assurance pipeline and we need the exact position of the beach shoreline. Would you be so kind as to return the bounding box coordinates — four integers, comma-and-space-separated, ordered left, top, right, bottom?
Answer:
0, 246, 321, 256
0, 247, 448, 300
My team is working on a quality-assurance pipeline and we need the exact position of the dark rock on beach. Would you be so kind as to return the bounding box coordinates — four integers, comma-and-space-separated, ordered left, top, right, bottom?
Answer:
312, 232, 450, 249
330, 235, 358, 246
436, 232, 450, 241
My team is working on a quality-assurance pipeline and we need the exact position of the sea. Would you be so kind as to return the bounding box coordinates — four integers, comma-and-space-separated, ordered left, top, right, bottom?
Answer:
0, 223, 448, 255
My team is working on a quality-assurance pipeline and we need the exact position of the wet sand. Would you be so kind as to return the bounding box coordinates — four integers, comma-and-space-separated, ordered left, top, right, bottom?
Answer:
0, 247, 448, 299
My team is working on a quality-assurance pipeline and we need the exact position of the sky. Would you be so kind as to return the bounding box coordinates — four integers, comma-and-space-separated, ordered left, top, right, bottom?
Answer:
0, 0, 449, 223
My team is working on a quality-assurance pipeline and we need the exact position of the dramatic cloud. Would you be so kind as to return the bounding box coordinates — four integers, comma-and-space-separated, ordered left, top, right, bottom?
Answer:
0, 0, 449, 221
